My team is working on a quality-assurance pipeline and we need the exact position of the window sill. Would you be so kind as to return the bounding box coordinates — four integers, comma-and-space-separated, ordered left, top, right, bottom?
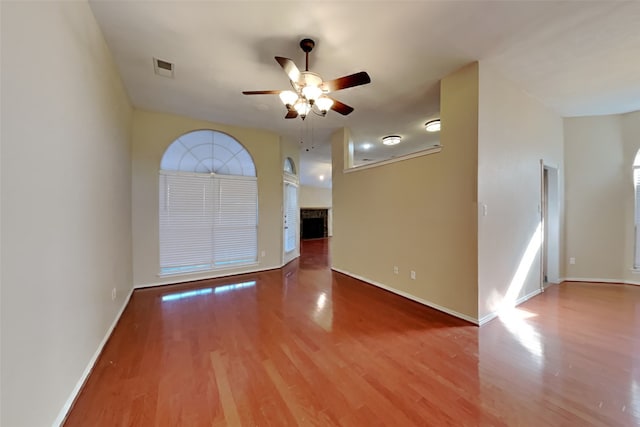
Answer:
158, 262, 259, 278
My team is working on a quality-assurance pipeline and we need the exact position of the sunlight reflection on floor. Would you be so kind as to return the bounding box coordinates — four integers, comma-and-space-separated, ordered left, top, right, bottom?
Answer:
499, 307, 543, 364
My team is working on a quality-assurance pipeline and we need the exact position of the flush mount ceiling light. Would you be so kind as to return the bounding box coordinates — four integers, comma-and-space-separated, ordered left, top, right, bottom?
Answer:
382, 135, 402, 146
425, 119, 441, 132
243, 38, 371, 120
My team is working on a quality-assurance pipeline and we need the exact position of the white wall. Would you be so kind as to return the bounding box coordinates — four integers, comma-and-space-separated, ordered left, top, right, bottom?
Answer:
477, 62, 564, 322
1, 2, 133, 426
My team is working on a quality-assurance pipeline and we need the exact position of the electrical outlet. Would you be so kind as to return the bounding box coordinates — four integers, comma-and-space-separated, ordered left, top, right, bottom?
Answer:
261, 250, 266, 257
393, 266, 399, 274
111, 288, 117, 301
569, 257, 576, 265
410, 271, 416, 280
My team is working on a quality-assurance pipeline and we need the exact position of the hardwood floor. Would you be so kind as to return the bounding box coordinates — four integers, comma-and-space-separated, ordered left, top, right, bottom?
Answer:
65, 239, 640, 426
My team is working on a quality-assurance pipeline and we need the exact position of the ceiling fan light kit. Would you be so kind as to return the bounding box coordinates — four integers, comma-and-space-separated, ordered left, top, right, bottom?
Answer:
243, 38, 371, 120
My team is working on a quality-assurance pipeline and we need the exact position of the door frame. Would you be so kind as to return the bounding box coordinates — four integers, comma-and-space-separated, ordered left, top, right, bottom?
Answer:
540, 160, 560, 287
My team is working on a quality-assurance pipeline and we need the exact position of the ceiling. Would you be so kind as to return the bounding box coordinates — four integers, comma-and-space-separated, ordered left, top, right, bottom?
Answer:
89, 1, 640, 188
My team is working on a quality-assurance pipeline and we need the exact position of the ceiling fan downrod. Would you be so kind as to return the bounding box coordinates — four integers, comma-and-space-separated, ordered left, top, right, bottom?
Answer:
299, 38, 315, 71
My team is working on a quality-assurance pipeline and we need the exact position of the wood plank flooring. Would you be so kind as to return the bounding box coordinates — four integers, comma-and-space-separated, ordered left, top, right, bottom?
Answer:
65, 239, 640, 426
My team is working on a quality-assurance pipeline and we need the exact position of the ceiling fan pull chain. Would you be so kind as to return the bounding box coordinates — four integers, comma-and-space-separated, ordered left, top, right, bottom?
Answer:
311, 116, 315, 150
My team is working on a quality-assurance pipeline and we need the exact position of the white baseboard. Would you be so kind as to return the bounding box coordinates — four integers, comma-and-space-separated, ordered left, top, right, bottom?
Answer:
478, 287, 545, 326
563, 277, 624, 284
53, 287, 135, 426
331, 267, 479, 325
563, 277, 640, 287
478, 311, 499, 326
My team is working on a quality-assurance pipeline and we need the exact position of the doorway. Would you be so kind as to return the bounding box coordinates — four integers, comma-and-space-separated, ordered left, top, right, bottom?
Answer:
301, 209, 328, 239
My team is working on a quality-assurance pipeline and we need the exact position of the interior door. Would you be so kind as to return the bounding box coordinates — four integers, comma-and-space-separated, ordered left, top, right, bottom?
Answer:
283, 181, 299, 264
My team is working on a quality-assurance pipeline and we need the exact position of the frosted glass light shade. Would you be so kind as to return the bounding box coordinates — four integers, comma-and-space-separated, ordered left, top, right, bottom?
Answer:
315, 96, 333, 112
279, 91, 298, 106
302, 85, 322, 102
294, 99, 311, 116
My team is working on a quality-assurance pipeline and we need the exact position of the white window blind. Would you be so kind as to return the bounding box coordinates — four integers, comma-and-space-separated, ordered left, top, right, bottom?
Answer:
213, 177, 258, 266
284, 183, 298, 253
159, 174, 214, 273
159, 172, 257, 274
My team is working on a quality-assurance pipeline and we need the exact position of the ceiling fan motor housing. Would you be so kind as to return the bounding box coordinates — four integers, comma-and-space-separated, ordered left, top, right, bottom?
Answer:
299, 38, 315, 53
300, 72, 322, 87
300, 72, 324, 103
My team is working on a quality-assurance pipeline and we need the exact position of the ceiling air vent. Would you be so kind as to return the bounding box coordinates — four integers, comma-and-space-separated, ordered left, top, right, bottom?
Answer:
153, 57, 175, 78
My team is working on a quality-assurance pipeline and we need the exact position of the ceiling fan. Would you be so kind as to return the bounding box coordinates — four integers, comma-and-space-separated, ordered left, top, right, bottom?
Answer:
242, 38, 371, 120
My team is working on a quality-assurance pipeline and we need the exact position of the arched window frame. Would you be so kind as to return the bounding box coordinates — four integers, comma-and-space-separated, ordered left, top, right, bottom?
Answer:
284, 157, 296, 176
160, 129, 256, 176
159, 130, 258, 275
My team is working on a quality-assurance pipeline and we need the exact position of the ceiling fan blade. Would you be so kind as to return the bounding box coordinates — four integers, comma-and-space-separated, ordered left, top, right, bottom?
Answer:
285, 109, 298, 119
322, 71, 371, 92
275, 56, 301, 83
242, 90, 282, 95
329, 98, 354, 116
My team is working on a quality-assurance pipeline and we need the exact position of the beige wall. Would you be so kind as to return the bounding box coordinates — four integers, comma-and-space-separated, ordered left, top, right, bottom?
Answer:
564, 110, 640, 284
477, 63, 564, 321
622, 111, 640, 283
1, 2, 133, 426
300, 185, 333, 237
331, 63, 479, 322
564, 115, 626, 281
300, 185, 332, 208
132, 110, 287, 287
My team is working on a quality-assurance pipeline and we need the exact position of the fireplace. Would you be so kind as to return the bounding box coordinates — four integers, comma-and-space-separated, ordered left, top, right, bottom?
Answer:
300, 209, 328, 239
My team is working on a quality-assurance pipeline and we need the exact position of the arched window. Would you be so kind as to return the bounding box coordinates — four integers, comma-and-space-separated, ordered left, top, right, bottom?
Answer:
160, 129, 255, 176
634, 151, 640, 268
159, 130, 257, 275
284, 157, 296, 175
